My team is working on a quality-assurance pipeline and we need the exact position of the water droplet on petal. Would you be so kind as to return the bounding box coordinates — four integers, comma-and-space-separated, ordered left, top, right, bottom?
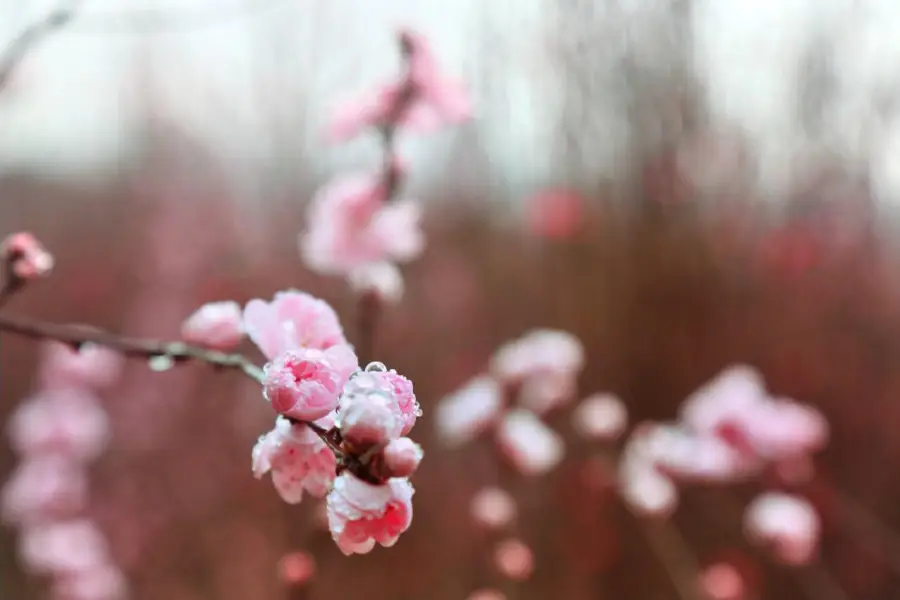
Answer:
365, 361, 387, 372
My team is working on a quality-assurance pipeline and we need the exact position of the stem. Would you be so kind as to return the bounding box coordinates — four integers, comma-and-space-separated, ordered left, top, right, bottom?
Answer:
626, 508, 703, 600
355, 290, 379, 365
0, 312, 264, 382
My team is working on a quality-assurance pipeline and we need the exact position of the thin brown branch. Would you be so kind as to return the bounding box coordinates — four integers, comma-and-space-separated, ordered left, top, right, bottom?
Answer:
0, 1, 81, 93
0, 312, 264, 382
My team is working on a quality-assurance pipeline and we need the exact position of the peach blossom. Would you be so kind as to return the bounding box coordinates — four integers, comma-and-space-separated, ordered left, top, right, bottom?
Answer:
434, 376, 503, 445
491, 329, 584, 383
1, 231, 53, 280
382, 438, 424, 478
470, 487, 517, 530
342, 368, 421, 435
700, 563, 744, 600
744, 492, 820, 565
242, 290, 348, 360
326, 474, 414, 555
572, 393, 629, 441
496, 409, 564, 476
263, 345, 358, 421
337, 387, 401, 447
19, 519, 109, 575
52, 564, 128, 600
180, 301, 244, 350
7, 389, 109, 461
493, 538, 534, 581
1, 457, 87, 525
39, 342, 123, 392
252, 416, 337, 503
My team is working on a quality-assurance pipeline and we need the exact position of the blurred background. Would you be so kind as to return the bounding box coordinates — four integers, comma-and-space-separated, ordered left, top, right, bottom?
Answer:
3, 0, 900, 599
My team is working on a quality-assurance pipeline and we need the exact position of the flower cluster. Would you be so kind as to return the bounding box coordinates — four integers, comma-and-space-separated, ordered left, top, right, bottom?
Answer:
619, 364, 826, 564
235, 290, 423, 555
2, 342, 127, 600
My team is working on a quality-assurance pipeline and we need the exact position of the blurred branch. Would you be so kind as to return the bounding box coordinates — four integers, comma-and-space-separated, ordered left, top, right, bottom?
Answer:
627, 510, 703, 600
0, 0, 82, 93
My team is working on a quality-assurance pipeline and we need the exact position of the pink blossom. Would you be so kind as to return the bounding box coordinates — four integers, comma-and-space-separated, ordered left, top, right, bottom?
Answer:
278, 551, 316, 586
470, 487, 517, 531
7, 390, 109, 461
263, 345, 358, 421
252, 416, 337, 503
342, 368, 420, 435
180, 301, 244, 350
337, 387, 401, 447
466, 590, 507, 600
348, 261, 404, 304
493, 538, 534, 581
496, 409, 565, 476
526, 188, 583, 239
300, 172, 424, 275
39, 342, 123, 392
744, 492, 820, 565
645, 424, 761, 484
401, 29, 472, 124
571, 393, 629, 441
700, 563, 744, 600
679, 365, 768, 438
242, 290, 348, 360
738, 397, 829, 460
1, 457, 88, 525
52, 564, 128, 600
490, 329, 585, 384
517, 371, 578, 415
1, 231, 53, 280
434, 376, 503, 445
618, 425, 679, 518
19, 519, 109, 575
326, 474, 414, 555
383, 438, 423, 478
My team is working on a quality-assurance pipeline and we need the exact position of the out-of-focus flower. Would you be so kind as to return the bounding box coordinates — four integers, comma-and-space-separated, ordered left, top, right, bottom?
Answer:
571, 393, 629, 442
242, 290, 348, 360
1, 232, 53, 280
680, 365, 768, 436
496, 409, 564, 476
52, 564, 128, 600
700, 563, 745, 600
349, 261, 405, 304
300, 172, 424, 276
491, 329, 584, 383
7, 389, 109, 461
180, 301, 244, 350
618, 424, 679, 518
466, 589, 507, 600
252, 417, 337, 504
1, 457, 87, 525
19, 520, 110, 575
382, 438, 423, 478
39, 343, 123, 392
646, 424, 761, 484
744, 492, 820, 566
278, 551, 316, 587
526, 188, 584, 239
470, 487, 517, 531
326, 474, 414, 555
263, 346, 358, 421
493, 538, 534, 581
435, 376, 503, 445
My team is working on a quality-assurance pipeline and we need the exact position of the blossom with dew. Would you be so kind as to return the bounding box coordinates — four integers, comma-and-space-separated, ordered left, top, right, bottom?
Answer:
300, 171, 424, 276
337, 386, 402, 447
496, 409, 565, 476
7, 389, 110, 461
327, 29, 471, 142
349, 261, 404, 304
744, 492, 820, 566
39, 342, 123, 392
180, 300, 244, 350
342, 366, 420, 436
242, 290, 348, 360
572, 393, 629, 442
326, 473, 414, 555
493, 538, 534, 581
263, 345, 359, 421
434, 376, 503, 445
700, 563, 745, 600
470, 487, 517, 531
382, 438, 424, 478
1, 457, 88, 525
1, 231, 54, 280
18, 519, 110, 575
252, 416, 337, 504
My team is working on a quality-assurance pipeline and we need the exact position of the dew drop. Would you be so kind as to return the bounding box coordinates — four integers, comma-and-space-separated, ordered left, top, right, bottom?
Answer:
365, 361, 387, 372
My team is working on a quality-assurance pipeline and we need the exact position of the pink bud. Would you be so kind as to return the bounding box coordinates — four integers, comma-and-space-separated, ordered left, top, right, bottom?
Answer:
383, 438, 423, 478
470, 487, 517, 530
180, 301, 244, 350
493, 538, 534, 581
348, 262, 404, 304
496, 409, 564, 476
1, 232, 53, 280
337, 387, 401, 447
700, 563, 744, 600
744, 492, 820, 565
278, 551, 316, 587
572, 393, 628, 441
263, 345, 358, 421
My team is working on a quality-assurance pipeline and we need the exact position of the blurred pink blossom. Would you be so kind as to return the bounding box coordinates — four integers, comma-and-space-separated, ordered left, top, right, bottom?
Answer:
470, 487, 517, 531
263, 346, 358, 421
496, 409, 565, 476
242, 290, 348, 360
700, 563, 745, 600
299, 172, 424, 275
571, 393, 629, 442
326, 474, 414, 555
493, 538, 535, 581
434, 376, 503, 445
618, 425, 679, 518
52, 564, 128, 600
349, 261, 405, 304
744, 492, 820, 566
383, 438, 424, 478
646, 424, 761, 484
491, 329, 584, 384
466, 589, 507, 600
1, 231, 54, 280
39, 343, 123, 392
252, 416, 337, 504
180, 301, 244, 350
517, 371, 578, 415
7, 389, 110, 461
278, 551, 316, 587
19, 519, 110, 575
526, 188, 584, 239
1, 456, 88, 525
